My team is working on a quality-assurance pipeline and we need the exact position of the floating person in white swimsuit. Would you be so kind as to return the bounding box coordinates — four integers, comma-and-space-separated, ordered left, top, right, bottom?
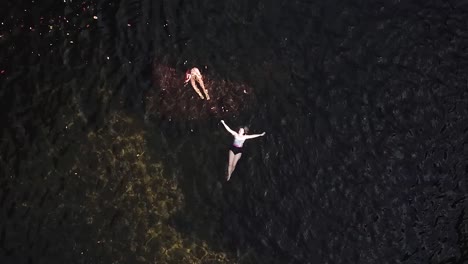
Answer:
184, 67, 210, 100
220, 120, 266, 181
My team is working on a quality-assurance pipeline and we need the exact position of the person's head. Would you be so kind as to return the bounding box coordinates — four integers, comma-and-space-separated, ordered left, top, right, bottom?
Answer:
238, 126, 249, 135
184, 70, 191, 83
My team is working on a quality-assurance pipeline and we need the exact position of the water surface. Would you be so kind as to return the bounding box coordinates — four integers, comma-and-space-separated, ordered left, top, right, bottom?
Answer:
1, 0, 468, 263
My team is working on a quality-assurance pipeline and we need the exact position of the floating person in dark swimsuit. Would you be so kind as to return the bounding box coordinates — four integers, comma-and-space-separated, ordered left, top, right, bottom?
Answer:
220, 120, 266, 181
184, 67, 210, 100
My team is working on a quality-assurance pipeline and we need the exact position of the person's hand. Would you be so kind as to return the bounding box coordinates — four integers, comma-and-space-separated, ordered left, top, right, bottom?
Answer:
261, 132, 266, 136
221, 120, 225, 124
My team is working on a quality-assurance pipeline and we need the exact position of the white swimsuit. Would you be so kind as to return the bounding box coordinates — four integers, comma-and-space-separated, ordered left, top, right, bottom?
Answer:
233, 137, 245, 147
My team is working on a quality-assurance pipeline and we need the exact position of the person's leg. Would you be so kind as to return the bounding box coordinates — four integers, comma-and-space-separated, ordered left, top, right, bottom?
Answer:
227, 150, 235, 180
196, 76, 210, 100
190, 78, 204, 99
228, 153, 242, 180
233, 153, 242, 168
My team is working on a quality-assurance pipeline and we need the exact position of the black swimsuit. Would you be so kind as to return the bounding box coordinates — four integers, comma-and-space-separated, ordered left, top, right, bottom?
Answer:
229, 144, 243, 155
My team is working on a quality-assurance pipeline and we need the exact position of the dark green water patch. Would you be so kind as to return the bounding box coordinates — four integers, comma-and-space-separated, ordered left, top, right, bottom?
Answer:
1, 111, 232, 263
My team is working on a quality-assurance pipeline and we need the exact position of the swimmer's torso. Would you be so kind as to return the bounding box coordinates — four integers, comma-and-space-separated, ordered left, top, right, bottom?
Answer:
186, 67, 202, 81
233, 137, 245, 147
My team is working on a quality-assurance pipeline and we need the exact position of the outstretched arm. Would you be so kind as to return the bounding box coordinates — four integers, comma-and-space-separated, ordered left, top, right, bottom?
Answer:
220, 120, 237, 136
243, 132, 266, 140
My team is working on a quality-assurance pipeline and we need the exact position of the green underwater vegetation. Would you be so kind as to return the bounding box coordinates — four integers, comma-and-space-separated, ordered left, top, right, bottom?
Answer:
0, 106, 232, 263
65, 112, 232, 263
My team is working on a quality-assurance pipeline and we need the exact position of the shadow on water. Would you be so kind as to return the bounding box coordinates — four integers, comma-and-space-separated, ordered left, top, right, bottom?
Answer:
2, 0, 468, 264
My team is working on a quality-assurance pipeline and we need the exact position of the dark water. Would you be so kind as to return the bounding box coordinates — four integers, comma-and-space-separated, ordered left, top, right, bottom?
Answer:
1, 0, 468, 263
